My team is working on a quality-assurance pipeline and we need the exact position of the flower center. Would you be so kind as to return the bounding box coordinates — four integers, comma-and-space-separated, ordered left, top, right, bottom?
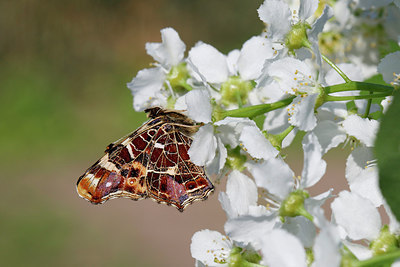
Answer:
220, 76, 254, 107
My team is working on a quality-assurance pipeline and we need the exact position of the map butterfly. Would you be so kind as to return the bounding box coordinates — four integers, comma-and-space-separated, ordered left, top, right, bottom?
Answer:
76, 107, 214, 211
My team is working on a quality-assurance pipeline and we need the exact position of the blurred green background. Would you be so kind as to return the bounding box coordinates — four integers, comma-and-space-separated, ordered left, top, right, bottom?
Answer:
0, 1, 269, 266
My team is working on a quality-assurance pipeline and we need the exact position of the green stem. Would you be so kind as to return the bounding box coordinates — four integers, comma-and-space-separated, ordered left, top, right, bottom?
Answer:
363, 92, 373, 118
324, 81, 394, 94
273, 125, 295, 146
322, 54, 351, 83
325, 93, 391, 102
354, 250, 400, 267
218, 96, 296, 119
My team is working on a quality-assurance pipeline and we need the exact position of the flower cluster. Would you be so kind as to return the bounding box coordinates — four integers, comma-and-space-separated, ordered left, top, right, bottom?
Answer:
127, 0, 400, 266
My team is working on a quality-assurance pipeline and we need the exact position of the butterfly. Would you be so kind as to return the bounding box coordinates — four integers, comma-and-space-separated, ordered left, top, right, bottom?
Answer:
76, 107, 214, 212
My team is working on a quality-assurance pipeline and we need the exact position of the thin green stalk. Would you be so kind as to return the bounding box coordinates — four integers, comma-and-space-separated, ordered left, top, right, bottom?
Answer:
324, 82, 394, 94
273, 125, 295, 146
363, 92, 373, 118
322, 54, 351, 83
218, 96, 296, 119
354, 250, 400, 267
325, 93, 391, 102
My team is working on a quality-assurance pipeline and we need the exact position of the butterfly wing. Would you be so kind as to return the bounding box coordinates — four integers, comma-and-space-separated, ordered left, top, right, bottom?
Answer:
145, 121, 214, 211
76, 108, 214, 211
76, 121, 154, 204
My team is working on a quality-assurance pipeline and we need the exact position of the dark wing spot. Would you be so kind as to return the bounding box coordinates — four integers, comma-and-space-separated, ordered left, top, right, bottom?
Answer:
121, 169, 129, 177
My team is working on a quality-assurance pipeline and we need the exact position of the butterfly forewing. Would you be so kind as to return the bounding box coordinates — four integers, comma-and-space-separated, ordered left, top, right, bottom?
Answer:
76, 107, 214, 211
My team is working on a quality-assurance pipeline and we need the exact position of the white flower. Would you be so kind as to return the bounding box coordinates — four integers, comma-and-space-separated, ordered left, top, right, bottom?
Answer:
342, 115, 379, 147
323, 1, 400, 78
259, 57, 322, 131
258, 0, 332, 66
258, 0, 319, 42
330, 190, 400, 260
247, 132, 328, 221
127, 28, 186, 111
187, 38, 277, 108
190, 230, 233, 266
189, 38, 276, 84
378, 51, 400, 87
184, 89, 278, 174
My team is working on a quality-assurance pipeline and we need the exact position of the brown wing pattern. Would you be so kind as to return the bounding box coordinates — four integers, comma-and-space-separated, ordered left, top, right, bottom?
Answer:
76, 107, 214, 211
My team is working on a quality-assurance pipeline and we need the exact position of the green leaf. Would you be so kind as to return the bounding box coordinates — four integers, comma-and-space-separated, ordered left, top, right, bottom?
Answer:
376, 89, 400, 221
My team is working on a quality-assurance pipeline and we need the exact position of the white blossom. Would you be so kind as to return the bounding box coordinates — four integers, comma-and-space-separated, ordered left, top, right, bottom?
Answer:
127, 28, 186, 111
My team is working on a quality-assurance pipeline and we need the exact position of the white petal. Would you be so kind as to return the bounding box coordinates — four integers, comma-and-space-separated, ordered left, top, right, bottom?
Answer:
332, 0, 351, 28
346, 146, 373, 184
312, 120, 346, 154
342, 115, 379, 147
240, 125, 279, 160
325, 63, 364, 86
188, 124, 217, 165
185, 90, 212, 123
301, 132, 327, 188
283, 216, 316, 248
381, 96, 393, 113
331, 191, 381, 241
145, 27, 185, 67
317, 102, 348, 120
261, 229, 307, 267
251, 79, 286, 105
225, 215, 277, 250
309, 4, 333, 40
206, 137, 227, 175
267, 57, 314, 94
127, 67, 166, 111
219, 171, 258, 219
226, 49, 240, 75
312, 225, 341, 267
299, 0, 319, 21
289, 94, 318, 131
174, 94, 187, 110
343, 240, 372, 260
188, 42, 229, 83
247, 158, 294, 200
190, 230, 232, 266
378, 51, 400, 84
346, 147, 383, 207
305, 190, 333, 228
238, 36, 275, 80
258, 0, 291, 41
215, 117, 256, 148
